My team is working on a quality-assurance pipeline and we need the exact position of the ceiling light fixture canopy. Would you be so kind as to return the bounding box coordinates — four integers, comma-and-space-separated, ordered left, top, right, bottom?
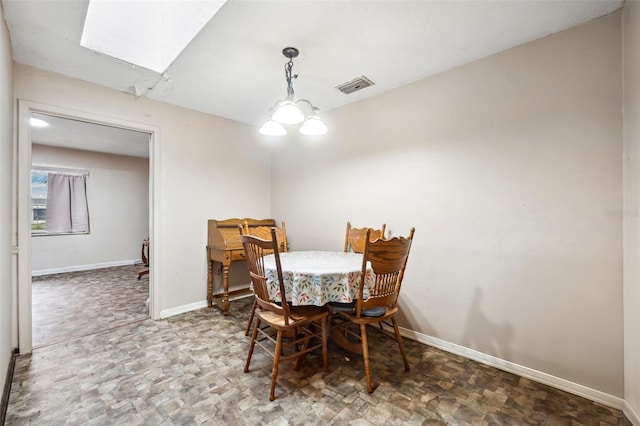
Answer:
259, 47, 327, 136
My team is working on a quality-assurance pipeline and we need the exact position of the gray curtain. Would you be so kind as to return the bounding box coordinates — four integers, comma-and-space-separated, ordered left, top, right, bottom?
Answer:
45, 174, 89, 233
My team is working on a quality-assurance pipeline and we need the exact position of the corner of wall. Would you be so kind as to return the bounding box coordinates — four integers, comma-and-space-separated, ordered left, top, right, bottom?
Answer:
0, 1, 16, 417
622, 2, 640, 422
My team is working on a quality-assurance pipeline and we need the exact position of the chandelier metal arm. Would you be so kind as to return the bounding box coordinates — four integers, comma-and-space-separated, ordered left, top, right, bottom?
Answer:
296, 99, 319, 113
284, 59, 298, 99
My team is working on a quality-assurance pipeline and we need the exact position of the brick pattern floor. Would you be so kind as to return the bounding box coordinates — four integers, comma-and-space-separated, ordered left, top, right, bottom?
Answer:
7, 271, 632, 425
31, 265, 149, 348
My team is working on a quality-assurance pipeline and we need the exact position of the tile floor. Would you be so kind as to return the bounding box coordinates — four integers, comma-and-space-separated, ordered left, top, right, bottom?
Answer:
31, 265, 149, 348
6, 268, 632, 425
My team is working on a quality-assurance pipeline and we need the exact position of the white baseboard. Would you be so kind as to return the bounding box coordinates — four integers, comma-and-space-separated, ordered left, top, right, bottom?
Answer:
155, 297, 631, 417
32, 259, 140, 276
160, 300, 208, 319
624, 400, 640, 426
159, 292, 252, 319
397, 326, 625, 411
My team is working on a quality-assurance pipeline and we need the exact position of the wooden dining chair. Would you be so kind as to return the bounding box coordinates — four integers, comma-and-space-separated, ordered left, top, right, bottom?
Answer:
333, 227, 415, 393
244, 221, 288, 336
137, 237, 149, 280
343, 221, 386, 253
243, 220, 288, 252
240, 226, 329, 401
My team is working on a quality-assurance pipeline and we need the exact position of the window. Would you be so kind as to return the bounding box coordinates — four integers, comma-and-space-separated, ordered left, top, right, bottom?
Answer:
31, 171, 48, 232
31, 168, 90, 235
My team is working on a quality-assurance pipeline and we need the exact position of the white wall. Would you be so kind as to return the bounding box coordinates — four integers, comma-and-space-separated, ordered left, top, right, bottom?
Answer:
14, 64, 272, 312
0, 3, 15, 385
623, 3, 640, 424
272, 13, 624, 398
31, 144, 149, 273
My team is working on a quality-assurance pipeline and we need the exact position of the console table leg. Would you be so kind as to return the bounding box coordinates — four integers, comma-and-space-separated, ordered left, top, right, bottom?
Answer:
207, 258, 213, 308
222, 263, 230, 315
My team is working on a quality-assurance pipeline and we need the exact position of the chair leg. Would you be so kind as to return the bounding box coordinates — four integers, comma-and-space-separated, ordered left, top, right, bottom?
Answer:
322, 316, 328, 371
270, 330, 283, 401
292, 325, 309, 371
360, 323, 374, 393
391, 317, 410, 371
244, 318, 260, 373
244, 299, 257, 336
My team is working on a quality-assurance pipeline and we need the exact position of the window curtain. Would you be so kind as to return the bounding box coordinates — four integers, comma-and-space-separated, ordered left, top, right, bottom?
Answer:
45, 173, 89, 233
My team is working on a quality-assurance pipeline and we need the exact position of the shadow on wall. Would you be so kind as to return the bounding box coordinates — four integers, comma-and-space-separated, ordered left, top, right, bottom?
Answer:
396, 298, 438, 340
461, 287, 514, 361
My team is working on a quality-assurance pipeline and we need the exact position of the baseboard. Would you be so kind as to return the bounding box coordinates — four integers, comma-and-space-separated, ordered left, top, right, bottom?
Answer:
159, 292, 252, 319
140, 296, 634, 416
160, 300, 209, 319
32, 259, 139, 276
1, 348, 19, 425
397, 326, 626, 411
624, 400, 640, 426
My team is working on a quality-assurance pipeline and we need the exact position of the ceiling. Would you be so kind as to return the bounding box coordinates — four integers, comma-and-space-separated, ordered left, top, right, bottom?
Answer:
2, 0, 623, 153
31, 113, 150, 158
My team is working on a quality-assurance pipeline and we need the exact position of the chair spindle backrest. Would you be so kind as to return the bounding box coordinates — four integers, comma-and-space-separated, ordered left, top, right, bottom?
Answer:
240, 226, 290, 323
356, 228, 415, 316
344, 222, 387, 253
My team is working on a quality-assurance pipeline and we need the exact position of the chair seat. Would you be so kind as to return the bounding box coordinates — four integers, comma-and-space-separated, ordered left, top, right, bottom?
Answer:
290, 304, 329, 319
337, 306, 399, 324
258, 305, 328, 329
329, 302, 389, 318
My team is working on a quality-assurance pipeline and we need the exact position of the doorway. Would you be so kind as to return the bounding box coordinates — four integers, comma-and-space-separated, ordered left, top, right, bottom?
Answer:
29, 113, 150, 348
16, 100, 161, 354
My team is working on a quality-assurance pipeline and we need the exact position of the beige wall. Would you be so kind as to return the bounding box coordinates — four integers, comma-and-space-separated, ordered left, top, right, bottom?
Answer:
14, 64, 272, 311
6, 5, 638, 417
272, 14, 624, 397
31, 144, 149, 273
0, 4, 15, 383
623, 3, 640, 422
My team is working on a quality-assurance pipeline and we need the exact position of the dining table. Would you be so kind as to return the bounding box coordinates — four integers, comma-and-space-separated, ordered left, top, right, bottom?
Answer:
262, 250, 373, 353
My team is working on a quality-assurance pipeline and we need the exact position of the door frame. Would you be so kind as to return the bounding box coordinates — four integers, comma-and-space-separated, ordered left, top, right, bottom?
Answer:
16, 99, 161, 354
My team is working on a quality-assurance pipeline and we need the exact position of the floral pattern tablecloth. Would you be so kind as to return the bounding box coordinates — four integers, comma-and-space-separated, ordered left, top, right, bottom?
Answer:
263, 251, 372, 306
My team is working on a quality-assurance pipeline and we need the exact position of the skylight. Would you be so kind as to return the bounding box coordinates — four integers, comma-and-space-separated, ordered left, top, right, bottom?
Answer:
80, 0, 227, 74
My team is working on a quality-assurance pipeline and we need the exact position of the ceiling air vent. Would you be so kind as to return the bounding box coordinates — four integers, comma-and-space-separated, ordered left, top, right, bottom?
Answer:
335, 76, 375, 95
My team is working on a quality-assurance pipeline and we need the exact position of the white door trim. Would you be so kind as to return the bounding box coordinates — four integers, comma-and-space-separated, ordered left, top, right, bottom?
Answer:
16, 99, 161, 354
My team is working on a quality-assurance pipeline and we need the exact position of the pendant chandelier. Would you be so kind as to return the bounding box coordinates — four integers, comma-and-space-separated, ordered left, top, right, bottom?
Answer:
259, 47, 328, 136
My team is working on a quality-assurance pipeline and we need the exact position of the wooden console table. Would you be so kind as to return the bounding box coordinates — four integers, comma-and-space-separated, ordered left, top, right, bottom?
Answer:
206, 218, 287, 315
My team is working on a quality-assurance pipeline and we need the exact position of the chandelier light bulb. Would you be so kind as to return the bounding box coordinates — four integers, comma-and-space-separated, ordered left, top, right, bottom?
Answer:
272, 101, 304, 125
259, 119, 287, 136
299, 115, 328, 136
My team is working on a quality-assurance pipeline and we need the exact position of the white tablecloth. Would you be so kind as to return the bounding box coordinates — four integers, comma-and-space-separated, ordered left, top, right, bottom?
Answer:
263, 251, 371, 306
